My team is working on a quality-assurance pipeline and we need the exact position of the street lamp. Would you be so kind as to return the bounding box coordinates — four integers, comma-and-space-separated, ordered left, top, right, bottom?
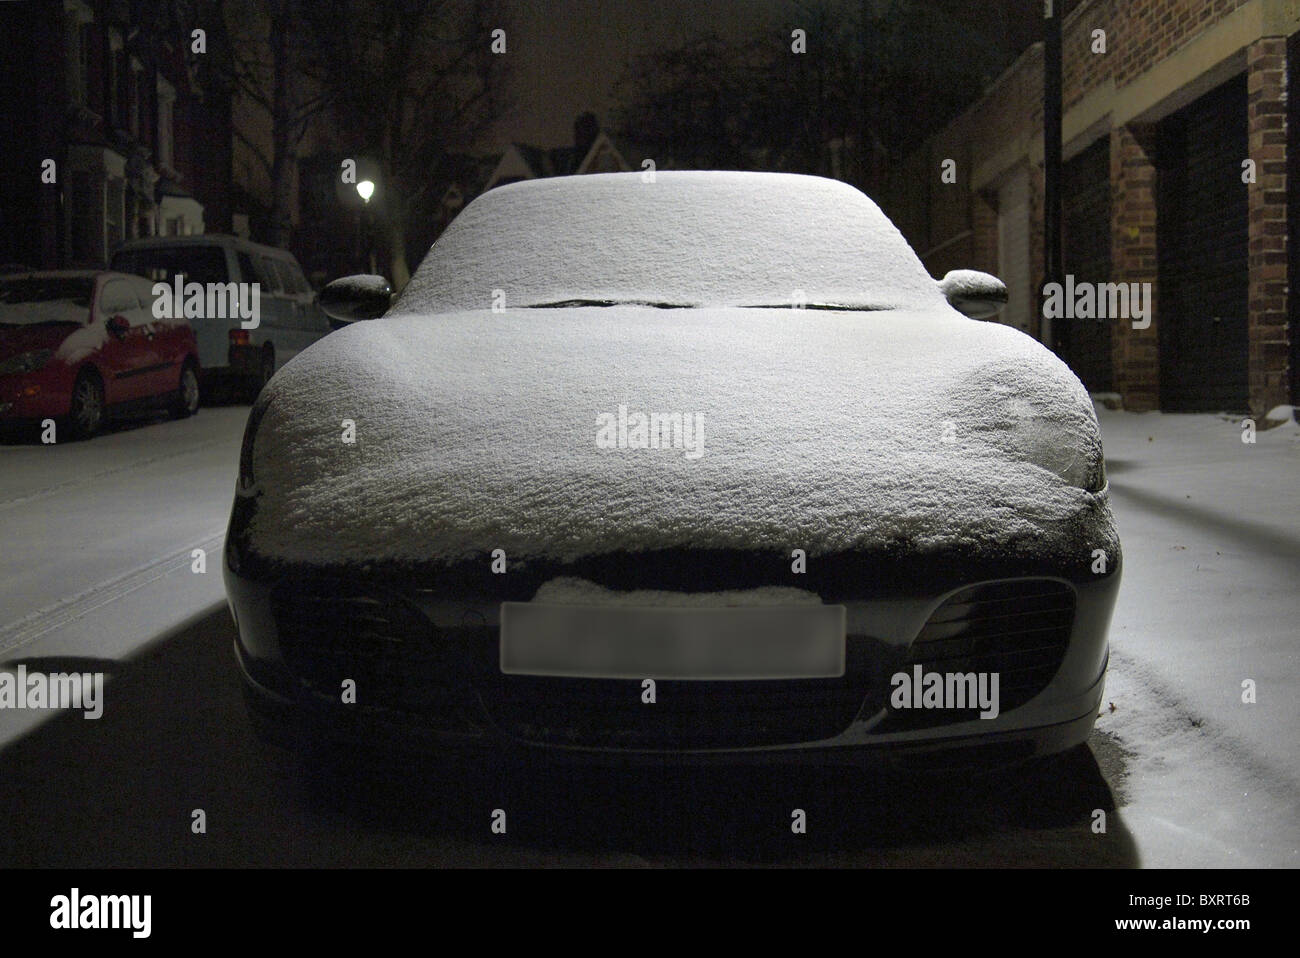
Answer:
356, 180, 376, 274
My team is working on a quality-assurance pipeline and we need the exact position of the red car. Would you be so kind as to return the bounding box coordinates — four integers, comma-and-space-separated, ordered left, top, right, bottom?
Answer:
0, 271, 200, 439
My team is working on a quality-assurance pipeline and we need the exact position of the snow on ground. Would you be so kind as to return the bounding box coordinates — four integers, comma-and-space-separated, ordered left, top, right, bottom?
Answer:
0, 409, 243, 746
1093, 404, 1300, 865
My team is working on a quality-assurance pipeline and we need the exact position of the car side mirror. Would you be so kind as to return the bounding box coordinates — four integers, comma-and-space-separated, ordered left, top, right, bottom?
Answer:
318, 274, 393, 329
106, 314, 131, 338
937, 270, 1008, 319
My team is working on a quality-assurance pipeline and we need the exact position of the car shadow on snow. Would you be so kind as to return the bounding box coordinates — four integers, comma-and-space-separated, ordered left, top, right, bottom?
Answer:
303, 735, 1138, 867
1109, 480, 1300, 559
0, 608, 1137, 867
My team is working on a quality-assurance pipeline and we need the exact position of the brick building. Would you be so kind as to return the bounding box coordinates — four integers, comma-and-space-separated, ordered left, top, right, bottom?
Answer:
882, 0, 1297, 416
0, 0, 233, 271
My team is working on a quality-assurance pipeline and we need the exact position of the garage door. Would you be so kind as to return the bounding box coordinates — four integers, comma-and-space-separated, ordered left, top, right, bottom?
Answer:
1060, 138, 1113, 392
1156, 75, 1249, 412
997, 168, 1032, 336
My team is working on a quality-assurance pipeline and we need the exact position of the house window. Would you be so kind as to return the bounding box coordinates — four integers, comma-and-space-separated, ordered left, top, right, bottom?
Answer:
129, 58, 143, 137
106, 177, 125, 252
68, 171, 99, 265
156, 76, 175, 170
64, 2, 94, 107
108, 28, 123, 127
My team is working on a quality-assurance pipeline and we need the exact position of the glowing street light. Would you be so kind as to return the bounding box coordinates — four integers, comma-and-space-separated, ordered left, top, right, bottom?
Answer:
357, 179, 375, 204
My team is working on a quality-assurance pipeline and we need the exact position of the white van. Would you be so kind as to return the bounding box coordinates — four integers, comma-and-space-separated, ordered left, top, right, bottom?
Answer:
111, 235, 331, 398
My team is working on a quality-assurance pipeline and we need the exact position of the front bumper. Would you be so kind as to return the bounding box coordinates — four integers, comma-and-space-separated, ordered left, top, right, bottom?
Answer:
224, 539, 1120, 767
0, 371, 69, 420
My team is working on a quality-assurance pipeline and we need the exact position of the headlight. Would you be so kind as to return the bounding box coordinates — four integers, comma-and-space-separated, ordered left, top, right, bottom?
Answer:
1085, 457, 1107, 494
994, 396, 1104, 491
0, 349, 55, 376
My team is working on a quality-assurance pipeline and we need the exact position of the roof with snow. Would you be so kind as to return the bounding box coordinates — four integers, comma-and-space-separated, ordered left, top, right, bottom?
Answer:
396, 170, 949, 315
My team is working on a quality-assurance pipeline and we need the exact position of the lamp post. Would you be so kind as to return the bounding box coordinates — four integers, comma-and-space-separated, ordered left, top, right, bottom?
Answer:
357, 179, 376, 275
1042, 1, 1063, 352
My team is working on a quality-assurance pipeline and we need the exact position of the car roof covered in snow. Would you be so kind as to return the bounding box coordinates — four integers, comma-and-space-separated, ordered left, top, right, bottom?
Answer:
395, 171, 948, 315
0, 270, 116, 281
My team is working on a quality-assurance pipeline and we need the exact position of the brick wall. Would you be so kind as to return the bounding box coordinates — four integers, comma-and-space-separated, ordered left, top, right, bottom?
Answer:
885, 0, 1294, 413
1112, 0, 1253, 87
1110, 124, 1161, 410
1246, 36, 1291, 415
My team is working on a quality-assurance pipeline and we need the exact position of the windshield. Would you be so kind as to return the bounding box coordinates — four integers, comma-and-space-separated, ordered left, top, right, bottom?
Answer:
0, 278, 93, 327
112, 245, 228, 285
396, 171, 947, 315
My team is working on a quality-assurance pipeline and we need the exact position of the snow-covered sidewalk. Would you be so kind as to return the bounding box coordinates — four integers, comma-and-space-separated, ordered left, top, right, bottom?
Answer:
1093, 404, 1300, 866
0, 409, 244, 746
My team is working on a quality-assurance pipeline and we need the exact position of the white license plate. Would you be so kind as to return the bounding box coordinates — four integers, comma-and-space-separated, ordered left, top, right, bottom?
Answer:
499, 603, 846, 680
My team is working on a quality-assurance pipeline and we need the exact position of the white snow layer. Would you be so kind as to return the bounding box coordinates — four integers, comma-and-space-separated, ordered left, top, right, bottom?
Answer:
394, 171, 949, 313
0, 302, 88, 327
247, 171, 1108, 565
533, 577, 823, 606
248, 305, 1110, 564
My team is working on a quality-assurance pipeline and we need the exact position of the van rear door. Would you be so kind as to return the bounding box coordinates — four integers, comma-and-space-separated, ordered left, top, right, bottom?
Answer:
110, 244, 232, 372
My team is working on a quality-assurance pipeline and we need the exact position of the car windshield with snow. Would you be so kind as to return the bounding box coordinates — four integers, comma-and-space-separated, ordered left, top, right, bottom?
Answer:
224, 171, 1120, 766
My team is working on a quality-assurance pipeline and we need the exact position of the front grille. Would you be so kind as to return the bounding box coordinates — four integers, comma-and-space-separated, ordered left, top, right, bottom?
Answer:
268, 576, 1075, 747
271, 585, 482, 730
876, 579, 1075, 731
271, 581, 889, 750
482, 637, 885, 750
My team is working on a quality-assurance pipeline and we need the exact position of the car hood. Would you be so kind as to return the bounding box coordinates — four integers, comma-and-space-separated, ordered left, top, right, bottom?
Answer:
246, 305, 1115, 566
0, 322, 77, 360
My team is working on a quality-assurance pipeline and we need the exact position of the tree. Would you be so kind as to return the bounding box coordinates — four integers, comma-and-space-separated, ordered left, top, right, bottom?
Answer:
303, 0, 511, 289
217, 0, 333, 248
615, 0, 1021, 193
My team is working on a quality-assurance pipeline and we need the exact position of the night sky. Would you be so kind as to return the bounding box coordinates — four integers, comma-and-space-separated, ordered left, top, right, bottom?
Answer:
488, 0, 787, 148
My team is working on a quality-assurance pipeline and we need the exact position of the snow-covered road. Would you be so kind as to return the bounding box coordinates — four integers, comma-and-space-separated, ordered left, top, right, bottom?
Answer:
0, 401, 1295, 866
0, 408, 242, 742
1092, 406, 1300, 866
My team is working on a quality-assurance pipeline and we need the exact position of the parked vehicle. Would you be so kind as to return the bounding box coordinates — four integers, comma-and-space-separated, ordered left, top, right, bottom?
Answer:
0, 271, 200, 438
111, 235, 329, 399
225, 171, 1120, 770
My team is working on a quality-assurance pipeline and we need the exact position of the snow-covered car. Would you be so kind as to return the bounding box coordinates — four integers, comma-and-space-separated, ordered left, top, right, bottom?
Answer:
224, 171, 1120, 769
111, 235, 330, 400
0, 271, 200, 438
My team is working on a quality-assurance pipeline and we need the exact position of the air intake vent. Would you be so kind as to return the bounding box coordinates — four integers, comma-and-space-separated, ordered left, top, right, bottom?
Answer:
270, 584, 475, 727
878, 579, 1075, 731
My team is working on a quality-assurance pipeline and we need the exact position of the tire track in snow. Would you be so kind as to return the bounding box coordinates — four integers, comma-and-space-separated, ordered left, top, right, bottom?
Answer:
1100, 646, 1300, 864
0, 438, 226, 513
0, 530, 225, 658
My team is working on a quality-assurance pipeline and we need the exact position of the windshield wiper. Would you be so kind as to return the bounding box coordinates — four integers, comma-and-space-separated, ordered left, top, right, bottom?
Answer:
524, 298, 693, 309
740, 303, 892, 311
522, 299, 892, 312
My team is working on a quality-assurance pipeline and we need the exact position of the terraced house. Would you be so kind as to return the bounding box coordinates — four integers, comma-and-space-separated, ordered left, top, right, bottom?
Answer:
0, 0, 233, 270
883, 0, 1297, 416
